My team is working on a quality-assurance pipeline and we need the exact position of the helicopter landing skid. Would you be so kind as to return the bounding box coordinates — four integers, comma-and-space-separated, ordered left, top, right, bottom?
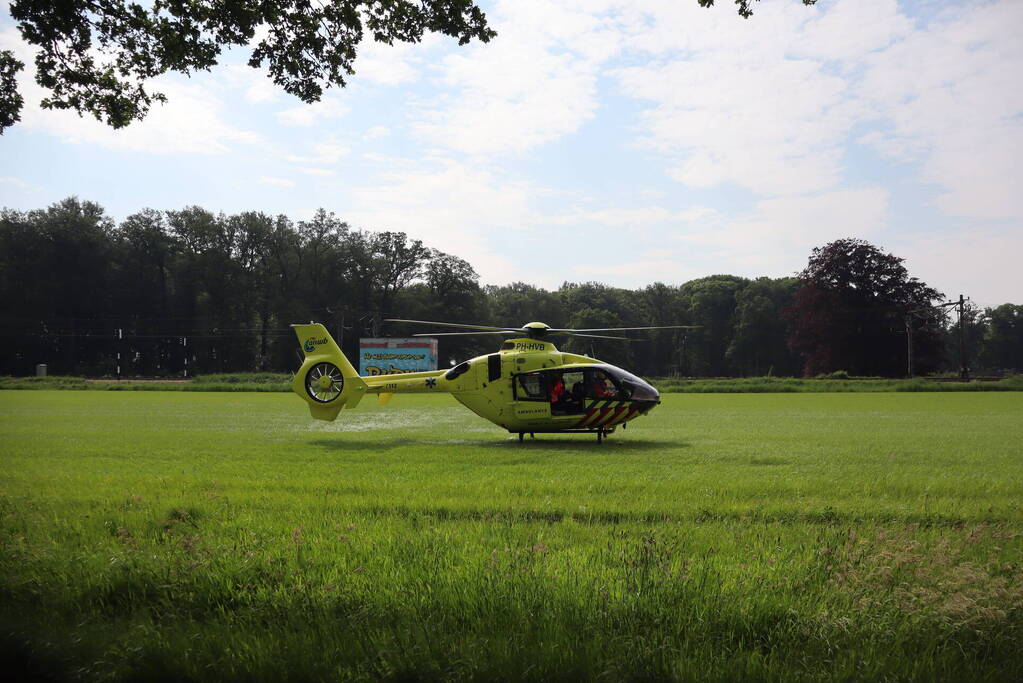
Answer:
515, 428, 616, 443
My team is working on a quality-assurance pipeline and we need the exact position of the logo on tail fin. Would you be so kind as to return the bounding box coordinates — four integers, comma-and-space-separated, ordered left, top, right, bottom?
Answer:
304, 337, 327, 353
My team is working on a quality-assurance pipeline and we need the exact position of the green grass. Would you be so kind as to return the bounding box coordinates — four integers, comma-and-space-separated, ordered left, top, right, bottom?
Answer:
0, 375, 93, 390
193, 372, 293, 384
3, 373, 1021, 394
1, 391, 1022, 681
0, 374, 292, 392
653, 374, 1023, 393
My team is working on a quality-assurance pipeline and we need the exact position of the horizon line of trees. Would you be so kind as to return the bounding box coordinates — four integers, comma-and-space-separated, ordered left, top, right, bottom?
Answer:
1, 198, 1020, 379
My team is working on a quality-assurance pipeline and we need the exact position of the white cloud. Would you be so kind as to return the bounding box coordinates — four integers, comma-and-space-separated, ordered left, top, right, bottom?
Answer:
258, 176, 295, 188
352, 35, 440, 86
625, 57, 854, 196
572, 251, 683, 281
413, 49, 600, 156
660, 188, 891, 281
893, 228, 1023, 309
548, 205, 719, 230
409, 0, 622, 156
614, 0, 1023, 224
707, 187, 891, 254
297, 167, 336, 177
540, 188, 892, 287
221, 64, 281, 104
792, 0, 913, 60
611, 2, 868, 198
285, 141, 351, 165
276, 98, 349, 127
345, 158, 536, 283
1, 26, 261, 155
365, 125, 390, 140
0, 176, 39, 192
856, 1, 1023, 220
32, 81, 262, 155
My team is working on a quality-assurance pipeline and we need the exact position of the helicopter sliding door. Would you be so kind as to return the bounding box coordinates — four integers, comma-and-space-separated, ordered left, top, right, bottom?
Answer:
512, 370, 552, 421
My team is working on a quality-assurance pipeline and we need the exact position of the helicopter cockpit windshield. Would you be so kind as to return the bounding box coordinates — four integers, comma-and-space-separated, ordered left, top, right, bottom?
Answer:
602, 366, 659, 402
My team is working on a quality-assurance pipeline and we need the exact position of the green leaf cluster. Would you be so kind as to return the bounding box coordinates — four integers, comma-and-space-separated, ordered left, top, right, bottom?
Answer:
2, 0, 496, 132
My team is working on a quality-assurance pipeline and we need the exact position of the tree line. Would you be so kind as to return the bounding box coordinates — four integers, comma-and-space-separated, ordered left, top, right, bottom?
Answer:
0, 198, 1019, 378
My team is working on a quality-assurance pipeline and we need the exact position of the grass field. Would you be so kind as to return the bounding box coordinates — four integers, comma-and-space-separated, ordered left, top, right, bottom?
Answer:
3, 373, 1022, 393
1, 390, 1022, 681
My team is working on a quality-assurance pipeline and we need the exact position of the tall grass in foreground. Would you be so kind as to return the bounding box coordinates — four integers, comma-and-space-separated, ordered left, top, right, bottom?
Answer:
4, 517, 1019, 681
1, 392, 1022, 680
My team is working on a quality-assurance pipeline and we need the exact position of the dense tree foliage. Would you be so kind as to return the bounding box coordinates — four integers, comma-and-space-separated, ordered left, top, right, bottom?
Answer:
0, 199, 1018, 378
786, 238, 945, 377
0, 48, 22, 131
0, 198, 485, 374
727, 277, 802, 377
978, 304, 1023, 373
1, 0, 496, 133
1, 0, 819, 133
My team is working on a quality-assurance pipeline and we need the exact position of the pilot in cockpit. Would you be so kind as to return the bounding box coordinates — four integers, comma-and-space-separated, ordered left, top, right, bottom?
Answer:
591, 370, 617, 399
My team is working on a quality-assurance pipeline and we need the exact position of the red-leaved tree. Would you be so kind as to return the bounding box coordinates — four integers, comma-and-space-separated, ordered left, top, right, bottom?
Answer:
785, 239, 944, 377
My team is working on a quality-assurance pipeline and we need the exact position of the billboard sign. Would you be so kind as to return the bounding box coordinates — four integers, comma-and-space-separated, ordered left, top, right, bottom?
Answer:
359, 338, 438, 376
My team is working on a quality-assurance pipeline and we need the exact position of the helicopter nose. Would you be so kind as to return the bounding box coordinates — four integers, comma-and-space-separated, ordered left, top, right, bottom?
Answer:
624, 383, 660, 423
629, 377, 660, 403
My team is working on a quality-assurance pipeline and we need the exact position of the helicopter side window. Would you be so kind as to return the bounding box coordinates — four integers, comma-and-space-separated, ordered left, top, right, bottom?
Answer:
586, 368, 621, 400
515, 372, 547, 401
445, 361, 470, 380
487, 354, 502, 381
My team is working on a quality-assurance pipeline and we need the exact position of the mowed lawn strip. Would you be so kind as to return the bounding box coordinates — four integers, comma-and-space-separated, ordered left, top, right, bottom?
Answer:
1, 391, 1021, 681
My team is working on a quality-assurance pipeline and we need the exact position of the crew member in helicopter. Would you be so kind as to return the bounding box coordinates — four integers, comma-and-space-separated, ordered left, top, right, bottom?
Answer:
550, 371, 567, 405
591, 370, 617, 399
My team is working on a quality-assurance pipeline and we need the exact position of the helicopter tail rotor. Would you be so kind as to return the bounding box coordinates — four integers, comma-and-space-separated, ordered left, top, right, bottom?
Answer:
291, 323, 368, 421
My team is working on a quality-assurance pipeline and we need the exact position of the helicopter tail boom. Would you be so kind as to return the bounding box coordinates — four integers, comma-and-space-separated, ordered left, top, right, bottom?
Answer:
291, 323, 369, 421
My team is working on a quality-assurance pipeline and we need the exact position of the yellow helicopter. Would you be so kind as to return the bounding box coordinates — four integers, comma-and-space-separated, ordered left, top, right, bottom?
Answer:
291, 319, 699, 442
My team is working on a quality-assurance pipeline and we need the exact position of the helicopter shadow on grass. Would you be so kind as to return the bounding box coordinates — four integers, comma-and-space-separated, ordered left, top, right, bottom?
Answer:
307, 435, 689, 454
488, 437, 689, 452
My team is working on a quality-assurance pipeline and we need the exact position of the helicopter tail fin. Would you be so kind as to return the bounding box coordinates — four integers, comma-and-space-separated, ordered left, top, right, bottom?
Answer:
291, 323, 368, 421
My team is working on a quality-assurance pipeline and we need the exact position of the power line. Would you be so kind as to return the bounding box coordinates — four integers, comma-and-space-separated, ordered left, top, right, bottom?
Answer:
903, 296, 970, 379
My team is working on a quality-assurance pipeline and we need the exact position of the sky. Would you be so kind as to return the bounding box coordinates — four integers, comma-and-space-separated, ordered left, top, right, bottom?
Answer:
1, 0, 1021, 308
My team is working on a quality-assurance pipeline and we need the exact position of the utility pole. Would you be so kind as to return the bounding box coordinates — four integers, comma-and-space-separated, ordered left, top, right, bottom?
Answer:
931, 295, 969, 380
325, 306, 351, 348
957, 294, 968, 380
907, 300, 963, 379
680, 331, 689, 377
904, 314, 914, 378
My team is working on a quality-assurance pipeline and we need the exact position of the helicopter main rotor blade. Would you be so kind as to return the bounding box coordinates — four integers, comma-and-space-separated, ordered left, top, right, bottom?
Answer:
562, 332, 639, 341
410, 331, 519, 337
549, 325, 703, 333
385, 318, 513, 332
